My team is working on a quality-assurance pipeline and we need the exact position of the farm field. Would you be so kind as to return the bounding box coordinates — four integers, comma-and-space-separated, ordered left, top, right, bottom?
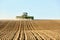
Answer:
0, 20, 60, 40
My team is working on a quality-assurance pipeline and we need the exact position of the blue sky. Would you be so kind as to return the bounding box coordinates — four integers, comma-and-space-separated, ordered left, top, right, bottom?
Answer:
0, 0, 60, 19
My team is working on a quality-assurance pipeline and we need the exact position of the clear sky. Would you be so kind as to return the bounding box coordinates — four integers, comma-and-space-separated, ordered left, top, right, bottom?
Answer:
0, 0, 60, 19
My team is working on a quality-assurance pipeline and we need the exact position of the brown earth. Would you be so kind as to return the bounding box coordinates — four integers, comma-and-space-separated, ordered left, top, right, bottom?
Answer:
0, 20, 60, 40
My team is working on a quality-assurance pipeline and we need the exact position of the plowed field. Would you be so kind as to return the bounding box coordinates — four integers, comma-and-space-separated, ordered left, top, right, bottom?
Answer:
0, 20, 60, 40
